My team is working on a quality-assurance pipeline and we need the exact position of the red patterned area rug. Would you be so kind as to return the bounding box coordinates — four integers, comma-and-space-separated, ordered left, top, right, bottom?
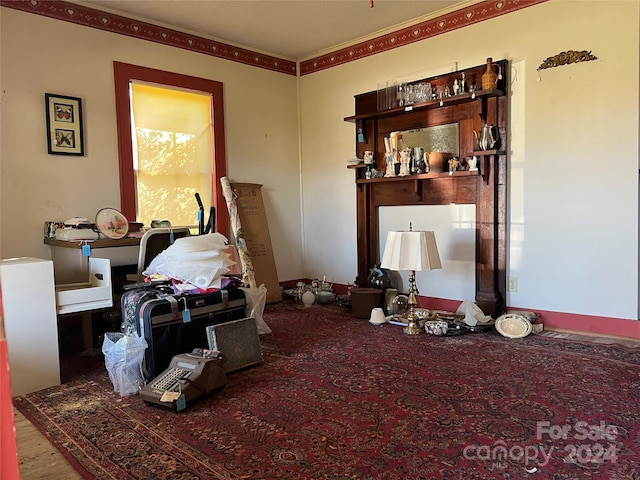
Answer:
14, 302, 640, 479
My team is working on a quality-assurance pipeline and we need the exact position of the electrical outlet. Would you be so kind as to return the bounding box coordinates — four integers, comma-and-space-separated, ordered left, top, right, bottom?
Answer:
508, 277, 519, 293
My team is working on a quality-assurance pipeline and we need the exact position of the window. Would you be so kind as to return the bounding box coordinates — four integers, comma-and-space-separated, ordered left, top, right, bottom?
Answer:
113, 62, 228, 237
130, 83, 213, 228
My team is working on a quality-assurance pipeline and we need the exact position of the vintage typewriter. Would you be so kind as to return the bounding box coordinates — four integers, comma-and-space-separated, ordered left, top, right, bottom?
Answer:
139, 348, 227, 411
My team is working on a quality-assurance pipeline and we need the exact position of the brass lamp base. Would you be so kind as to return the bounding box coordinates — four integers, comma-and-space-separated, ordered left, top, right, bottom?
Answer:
402, 310, 421, 335
402, 321, 421, 335
402, 269, 422, 335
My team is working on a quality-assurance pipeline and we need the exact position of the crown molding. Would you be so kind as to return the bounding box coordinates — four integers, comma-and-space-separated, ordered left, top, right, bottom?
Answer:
300, 0, 547, 75
0, 0, 297, 75
2, 0, 548, 77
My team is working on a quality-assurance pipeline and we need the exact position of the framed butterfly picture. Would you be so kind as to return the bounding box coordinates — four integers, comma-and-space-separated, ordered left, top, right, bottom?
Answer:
45, 93, 84, 156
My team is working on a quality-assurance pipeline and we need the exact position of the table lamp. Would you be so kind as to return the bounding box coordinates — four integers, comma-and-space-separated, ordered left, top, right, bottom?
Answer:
380, 224, 442, 335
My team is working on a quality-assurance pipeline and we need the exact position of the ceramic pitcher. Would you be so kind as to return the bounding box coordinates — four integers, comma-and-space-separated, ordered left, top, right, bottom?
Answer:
474, 124, 497, 150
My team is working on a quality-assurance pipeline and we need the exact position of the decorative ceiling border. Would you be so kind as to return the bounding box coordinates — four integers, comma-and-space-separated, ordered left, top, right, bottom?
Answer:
300, 0, 548, 75
0, 0, 298, 75
2, 0, 548, 77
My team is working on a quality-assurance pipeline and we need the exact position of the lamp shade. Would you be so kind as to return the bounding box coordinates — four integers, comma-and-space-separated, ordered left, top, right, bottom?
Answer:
380, 230, 442, 271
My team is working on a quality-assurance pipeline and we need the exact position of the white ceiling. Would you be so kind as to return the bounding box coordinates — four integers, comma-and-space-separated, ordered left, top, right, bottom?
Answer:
76, 0, 471, 60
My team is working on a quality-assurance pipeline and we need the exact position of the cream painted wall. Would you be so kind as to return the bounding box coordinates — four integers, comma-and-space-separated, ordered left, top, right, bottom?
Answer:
1, 1, 638, 323
299, 1, 639, 319
0, 8, 303, 282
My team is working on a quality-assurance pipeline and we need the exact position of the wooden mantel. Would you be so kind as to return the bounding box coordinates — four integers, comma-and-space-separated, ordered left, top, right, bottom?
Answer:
347, 60, 508, 317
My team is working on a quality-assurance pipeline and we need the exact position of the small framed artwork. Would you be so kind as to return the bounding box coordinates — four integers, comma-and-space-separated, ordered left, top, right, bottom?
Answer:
45, 93, 84, 156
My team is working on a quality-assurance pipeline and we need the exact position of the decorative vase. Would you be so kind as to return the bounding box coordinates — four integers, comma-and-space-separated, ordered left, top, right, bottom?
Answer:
398, 148, 411, 176
367, 263, 392, 291
384, 288, 398, 315
481, 57, 499, 90
428, 151, 445, 172
384, 152, 396, 177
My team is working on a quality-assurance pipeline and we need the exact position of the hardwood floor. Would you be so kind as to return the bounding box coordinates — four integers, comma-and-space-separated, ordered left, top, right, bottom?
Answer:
14, 408, 83, 479
12, 318, 112, 479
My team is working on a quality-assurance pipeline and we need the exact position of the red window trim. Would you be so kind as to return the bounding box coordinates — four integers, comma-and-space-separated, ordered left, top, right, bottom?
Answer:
113, 61, 228, 238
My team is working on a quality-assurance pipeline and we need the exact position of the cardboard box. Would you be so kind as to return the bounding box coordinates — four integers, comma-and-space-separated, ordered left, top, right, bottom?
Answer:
230, 183, 282, 303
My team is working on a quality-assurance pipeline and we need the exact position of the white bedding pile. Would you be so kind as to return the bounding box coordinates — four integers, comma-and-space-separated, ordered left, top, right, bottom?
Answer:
143, 233, 237, 290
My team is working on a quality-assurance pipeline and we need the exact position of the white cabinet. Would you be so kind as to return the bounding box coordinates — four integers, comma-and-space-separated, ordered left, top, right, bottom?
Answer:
0, 257, 60, 396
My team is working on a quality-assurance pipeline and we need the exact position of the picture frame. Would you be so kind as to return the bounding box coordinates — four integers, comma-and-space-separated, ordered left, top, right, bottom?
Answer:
45, 93, 84, 156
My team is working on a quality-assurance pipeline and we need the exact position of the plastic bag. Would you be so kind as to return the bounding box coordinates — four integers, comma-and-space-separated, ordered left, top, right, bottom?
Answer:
240, 284, 271, 334
102, 332, 148, 396
455, 301, 493, 326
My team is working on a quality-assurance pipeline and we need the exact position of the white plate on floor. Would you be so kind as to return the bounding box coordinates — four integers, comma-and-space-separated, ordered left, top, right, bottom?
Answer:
495, 314, 532, 338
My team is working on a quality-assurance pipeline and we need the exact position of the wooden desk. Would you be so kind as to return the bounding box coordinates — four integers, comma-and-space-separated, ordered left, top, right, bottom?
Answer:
44, 237, 140, 248
44, 237, 140, 284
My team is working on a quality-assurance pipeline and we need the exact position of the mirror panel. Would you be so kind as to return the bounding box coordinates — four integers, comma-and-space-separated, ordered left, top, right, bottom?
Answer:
392, 123, 459, 156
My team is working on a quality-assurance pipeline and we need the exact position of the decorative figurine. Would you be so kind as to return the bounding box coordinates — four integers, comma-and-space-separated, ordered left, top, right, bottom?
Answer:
364, 150, 374, 179
468, 155, 478, 171
399, 147, 411, 176
413, 147, 424, 174
448, 157, 459, 175
385, 151, 396, 177
422, 152, 430, 173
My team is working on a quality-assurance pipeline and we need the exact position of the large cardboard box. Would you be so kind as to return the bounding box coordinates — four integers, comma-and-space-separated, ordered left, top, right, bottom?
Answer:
230, 183, 282, 303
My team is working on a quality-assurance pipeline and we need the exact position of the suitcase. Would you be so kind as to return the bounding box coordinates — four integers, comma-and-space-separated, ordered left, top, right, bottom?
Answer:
136, 288, 246, 379
121, 287, 162, 333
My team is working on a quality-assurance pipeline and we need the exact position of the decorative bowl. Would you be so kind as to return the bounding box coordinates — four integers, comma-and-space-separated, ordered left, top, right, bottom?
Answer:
314, 291, 335, 304
424, 320, 449, 336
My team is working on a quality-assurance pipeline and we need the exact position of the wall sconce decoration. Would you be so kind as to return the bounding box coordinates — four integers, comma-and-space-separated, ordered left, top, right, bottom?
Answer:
45, 93, 84, 156
537, 50, 597, 71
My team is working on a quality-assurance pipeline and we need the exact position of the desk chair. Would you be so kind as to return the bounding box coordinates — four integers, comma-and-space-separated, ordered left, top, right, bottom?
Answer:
131, 227, 191, 282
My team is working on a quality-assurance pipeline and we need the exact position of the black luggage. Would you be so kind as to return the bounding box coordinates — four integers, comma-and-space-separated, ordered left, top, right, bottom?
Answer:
136, 288, 246, 378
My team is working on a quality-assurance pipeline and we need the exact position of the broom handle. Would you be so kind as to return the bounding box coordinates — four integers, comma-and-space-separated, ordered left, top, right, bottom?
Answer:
220, 177, 256, 288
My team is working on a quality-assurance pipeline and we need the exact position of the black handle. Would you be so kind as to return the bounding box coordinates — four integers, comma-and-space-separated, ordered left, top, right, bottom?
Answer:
195, 193, 205, 234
